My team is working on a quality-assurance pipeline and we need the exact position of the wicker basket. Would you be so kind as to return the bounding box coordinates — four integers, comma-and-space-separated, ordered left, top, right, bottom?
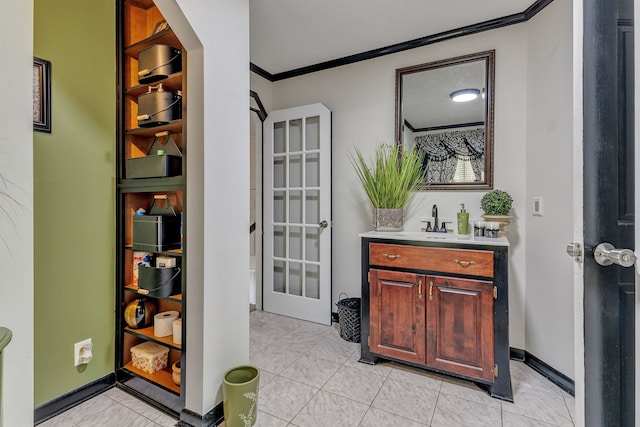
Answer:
336, 294, 361, 343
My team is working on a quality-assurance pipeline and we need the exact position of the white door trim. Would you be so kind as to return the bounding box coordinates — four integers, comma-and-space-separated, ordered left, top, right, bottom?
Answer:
572, 1, 585, 425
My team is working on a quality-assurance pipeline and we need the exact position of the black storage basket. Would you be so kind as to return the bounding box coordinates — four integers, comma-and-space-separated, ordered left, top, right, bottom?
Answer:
336, 293, 361, 343
138, 265, 181, 298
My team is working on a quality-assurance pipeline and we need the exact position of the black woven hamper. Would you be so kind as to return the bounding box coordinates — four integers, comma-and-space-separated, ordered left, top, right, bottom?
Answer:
336, 294, 361, 343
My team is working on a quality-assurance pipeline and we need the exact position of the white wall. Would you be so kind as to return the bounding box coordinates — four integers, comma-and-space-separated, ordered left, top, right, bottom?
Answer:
525, 0, 574, 378
265, 24, 529, 350
0, 1, 34, 425
158, 0, 250, 416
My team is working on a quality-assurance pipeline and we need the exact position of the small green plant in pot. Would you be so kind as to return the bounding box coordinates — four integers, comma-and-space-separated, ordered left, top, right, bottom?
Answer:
480, 189, 513, 235
351, 143, 425, 231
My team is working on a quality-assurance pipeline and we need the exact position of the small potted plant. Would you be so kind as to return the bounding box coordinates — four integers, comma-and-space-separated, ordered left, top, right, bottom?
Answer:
351, 143, 425, 231
480, 189, 513, 234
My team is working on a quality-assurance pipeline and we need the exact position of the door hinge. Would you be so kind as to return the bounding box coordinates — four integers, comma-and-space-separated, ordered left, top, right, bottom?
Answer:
493, 286, 497, 300
493, 364, 499, 378
367, 336, 370, 346
367, 272, 370, 283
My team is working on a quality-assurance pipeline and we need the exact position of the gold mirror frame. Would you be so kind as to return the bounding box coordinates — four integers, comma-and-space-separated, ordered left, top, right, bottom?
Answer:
396, 50, 495, 190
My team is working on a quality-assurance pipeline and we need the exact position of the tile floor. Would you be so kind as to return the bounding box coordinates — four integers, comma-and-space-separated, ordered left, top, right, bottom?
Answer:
41, 310, 575, 426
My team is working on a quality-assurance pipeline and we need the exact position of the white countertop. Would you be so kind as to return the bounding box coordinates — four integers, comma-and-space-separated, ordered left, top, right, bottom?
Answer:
359, 230, 510, 247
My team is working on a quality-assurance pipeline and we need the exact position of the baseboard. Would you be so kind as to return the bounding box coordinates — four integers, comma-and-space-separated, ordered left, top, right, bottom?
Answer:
178, 403, 223, 427
509, 347, 525, 361
34, 373, 116, 425
509, 347, 575, 396
524, 351, 575, 396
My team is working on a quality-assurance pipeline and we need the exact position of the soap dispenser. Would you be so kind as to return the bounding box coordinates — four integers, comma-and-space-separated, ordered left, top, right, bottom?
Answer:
457, 204, 469, 235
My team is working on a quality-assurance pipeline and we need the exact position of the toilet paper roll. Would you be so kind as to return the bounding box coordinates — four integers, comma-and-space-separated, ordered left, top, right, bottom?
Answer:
154, 311, 179, 337
172, 318, 182, 345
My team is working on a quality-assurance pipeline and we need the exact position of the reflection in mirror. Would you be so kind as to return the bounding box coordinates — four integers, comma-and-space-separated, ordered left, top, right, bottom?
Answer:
396, 50, 494, 190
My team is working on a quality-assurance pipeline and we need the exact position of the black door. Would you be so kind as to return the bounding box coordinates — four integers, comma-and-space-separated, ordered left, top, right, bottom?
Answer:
583, 0, 635, 425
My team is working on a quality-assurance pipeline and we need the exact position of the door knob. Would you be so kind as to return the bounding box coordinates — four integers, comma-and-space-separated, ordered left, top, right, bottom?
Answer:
319, 220, 329, 229
593, 242, 636, 267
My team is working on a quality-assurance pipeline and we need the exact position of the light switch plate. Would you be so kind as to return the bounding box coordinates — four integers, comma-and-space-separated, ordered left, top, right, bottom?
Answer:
532, 197, 543, 216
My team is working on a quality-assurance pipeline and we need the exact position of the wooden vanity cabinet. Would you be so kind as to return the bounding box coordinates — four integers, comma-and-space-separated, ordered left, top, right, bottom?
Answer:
369, 269, 426, 364
360, 236, 512, 401
426, 275, 495, 382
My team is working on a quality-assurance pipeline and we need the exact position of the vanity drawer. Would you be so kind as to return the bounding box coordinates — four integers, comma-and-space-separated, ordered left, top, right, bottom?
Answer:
369, 243, 494, 278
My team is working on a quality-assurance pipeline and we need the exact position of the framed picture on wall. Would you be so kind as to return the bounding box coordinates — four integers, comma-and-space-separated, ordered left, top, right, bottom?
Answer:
33, 57, 51, 133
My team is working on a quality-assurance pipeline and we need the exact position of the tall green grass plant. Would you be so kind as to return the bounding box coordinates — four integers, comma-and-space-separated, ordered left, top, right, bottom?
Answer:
351, 144, 425, 209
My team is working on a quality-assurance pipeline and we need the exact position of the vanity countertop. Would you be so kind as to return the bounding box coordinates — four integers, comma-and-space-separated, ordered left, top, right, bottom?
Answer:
359, 230, 509, 247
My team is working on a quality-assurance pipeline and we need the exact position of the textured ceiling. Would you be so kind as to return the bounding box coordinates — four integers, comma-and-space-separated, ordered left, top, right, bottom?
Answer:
250, 0, 537, 75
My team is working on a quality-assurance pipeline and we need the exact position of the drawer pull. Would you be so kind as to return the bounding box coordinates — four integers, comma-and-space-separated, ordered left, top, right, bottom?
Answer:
429, 280, 433, 301
418, 279, 423, 300
382, 253, 402, 260
452, 259, 476, 267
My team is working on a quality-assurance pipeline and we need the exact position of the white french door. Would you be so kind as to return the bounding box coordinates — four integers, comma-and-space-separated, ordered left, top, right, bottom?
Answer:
263, 103, 332, 325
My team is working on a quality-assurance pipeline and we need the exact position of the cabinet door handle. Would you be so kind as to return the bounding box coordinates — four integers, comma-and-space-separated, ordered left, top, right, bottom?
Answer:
452, 259, 476, 267
429, 280, 433, 301
382, 253, 402, 260
418, 280, 423, 300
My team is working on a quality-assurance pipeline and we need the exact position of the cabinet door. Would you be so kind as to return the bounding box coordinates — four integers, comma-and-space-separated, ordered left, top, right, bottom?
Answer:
426, 276, 494, 382
369, 269, 426, 364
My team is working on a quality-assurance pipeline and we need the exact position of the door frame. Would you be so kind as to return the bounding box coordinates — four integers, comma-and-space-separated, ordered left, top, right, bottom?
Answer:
572, 2, 585, 425
251, 110, 264, 310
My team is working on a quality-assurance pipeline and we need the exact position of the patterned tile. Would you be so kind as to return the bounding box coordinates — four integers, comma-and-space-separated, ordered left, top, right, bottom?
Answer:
249, 343, 304, 374
311, 334, 359, 364
359, 407, 427, 427
503, 383, 573, 427
38, 395, 117, 427
254, 411, 289, 426
290, 390, 368, 427
502, 411, 562, 427
371, 377, 439, 424
430, 393, 502, 427
44, 312, 578, 427
387, 365, 444, 392
74, 403, 155, 426
271, 329, 325, 353
439, 376, 501, 409
280, 354, 342, 388
562, 391, 576, 424
321, 365, 386, 405
258, 375, 319, 421
343, 350, 393, 378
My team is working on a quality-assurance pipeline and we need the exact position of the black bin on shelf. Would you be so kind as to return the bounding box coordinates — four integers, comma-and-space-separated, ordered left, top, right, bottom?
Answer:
132, 195, 181, 252
138, 265, 181, 298
126, 133, 182, 179
336, 294, 361, 343
138, 44, 182, 85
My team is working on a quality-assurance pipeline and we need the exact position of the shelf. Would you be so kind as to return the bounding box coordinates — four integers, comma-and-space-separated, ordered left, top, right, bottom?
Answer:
125, 72, 183, 97
125, 246, 183, 256
119, 176, 185, 191
127, 0, 155, 9
123, 362, 180, 394
125, 29, 181, 58
124, 325, 182, 350
125, 120, 182, 137
125, 284, 183, 301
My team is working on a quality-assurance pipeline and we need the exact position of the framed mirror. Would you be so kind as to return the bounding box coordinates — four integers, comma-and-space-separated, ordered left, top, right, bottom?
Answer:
396, 50, 495, 190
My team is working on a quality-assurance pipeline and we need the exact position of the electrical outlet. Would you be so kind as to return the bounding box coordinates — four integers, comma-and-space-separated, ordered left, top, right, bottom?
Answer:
74, 338, 93, 366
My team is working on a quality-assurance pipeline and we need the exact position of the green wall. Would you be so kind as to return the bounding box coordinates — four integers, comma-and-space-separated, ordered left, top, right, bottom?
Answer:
33, 0, 116, 406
